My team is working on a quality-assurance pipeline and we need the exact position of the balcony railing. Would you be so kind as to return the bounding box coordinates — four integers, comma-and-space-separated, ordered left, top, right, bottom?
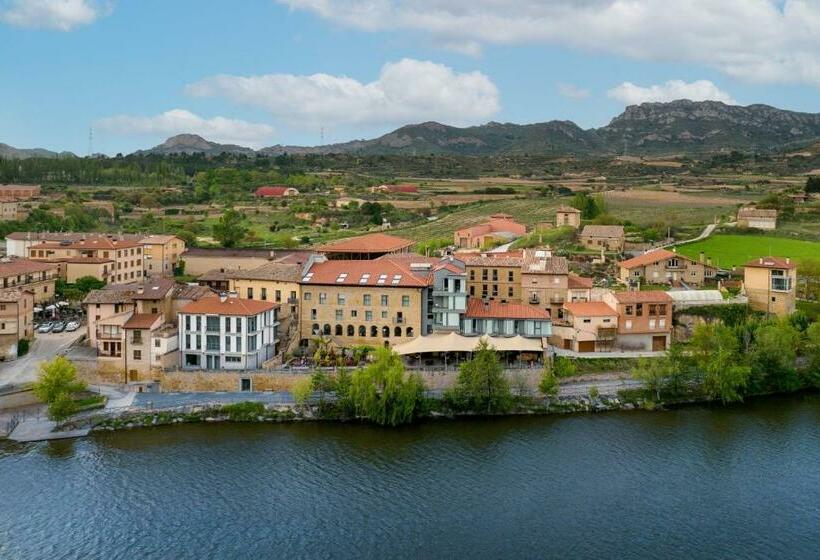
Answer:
97, 330, 122, 340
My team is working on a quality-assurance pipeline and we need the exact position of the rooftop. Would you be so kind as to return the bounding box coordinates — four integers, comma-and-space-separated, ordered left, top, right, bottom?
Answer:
0, 257, 58, 277
744, 256, 796, 270
83, 284, 140, 305
179, 295, 278, 316
123, 313, 162, 330
563, 301, 618, 317
172, 283, 214, 301
618, 248, 678, 269
301, 259, 431, 287
255, 185, 297, 197
228, 261, 301, 282
581, 225, 625, 238
738, 207, 778, 218
132, 278, 175, 299
0, 288, 31, 302
610, 290, 672, 303
568, 274, 594, 289
316, 232, 415, 254
140, 234, 182, 245
465, 298, 551, 320
463, 256, 523, 267
556, 205, 581, 214
6, 231, 141, 242
182, 247, 298, 259
522, 255, 569, 274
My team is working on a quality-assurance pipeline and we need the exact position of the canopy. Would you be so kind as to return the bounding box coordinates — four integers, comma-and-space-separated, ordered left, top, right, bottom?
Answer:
45, 304, 57, 311
57, 301, 70, 307
33, 306, 43, 313
393, 333, 544, 356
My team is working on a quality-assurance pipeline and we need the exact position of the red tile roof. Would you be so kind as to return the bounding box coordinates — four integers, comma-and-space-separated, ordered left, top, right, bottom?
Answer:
316, 233, 414, 254
744, 256, 796, 270
255, 185, 296, 197
568, 274, 593, 289
466, 298, 551, 320
610, 290, 672, 303
123, 313, 162, 329
301, 259, 431, 287
0, 258, 58, 277
563, 302, 617, 317
179, 295, 277, 316
618, 249, 678, 269
378, 183, 418, 193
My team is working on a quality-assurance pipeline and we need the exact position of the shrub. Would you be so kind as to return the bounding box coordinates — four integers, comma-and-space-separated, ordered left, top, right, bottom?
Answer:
589, 386, 600, 399
538, 366, 559, 397
47, 392, 79, 421
33, 356, 86, 404
220, 401, 266, 421
552, 356, 578, 378
17, 338, 29, 357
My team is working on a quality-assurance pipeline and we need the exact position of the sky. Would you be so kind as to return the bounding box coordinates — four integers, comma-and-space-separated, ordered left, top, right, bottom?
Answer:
1, 0, 819, 155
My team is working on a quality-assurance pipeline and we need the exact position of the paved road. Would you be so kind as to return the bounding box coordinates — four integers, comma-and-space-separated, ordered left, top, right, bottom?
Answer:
0, 331, 84, 388
664, 222, 717, 249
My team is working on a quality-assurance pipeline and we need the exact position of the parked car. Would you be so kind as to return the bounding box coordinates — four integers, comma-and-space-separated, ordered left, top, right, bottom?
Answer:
65, 321, 80, 332
38, 322, 54, 333
52, 321, 66, 333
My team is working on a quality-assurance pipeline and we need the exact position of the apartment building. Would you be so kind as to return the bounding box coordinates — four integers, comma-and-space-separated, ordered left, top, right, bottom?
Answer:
141, 235, 186, 278
554, 302, 619, 353
178, 295, 279, 370
228, 261, 302, 320
618, 249, 717, 287
462, 299, 551, 338
0, 258, 59, 304
0, 199, 23, 221
743, 256, 797, 316
28, 237, 143, 284
454, 214, 527, 249
299, 257, 431, 348
428, 259, 467, 333
555, 206, 581, 229
464, 255, 523, 303
521, 254, 570, 318
602, 291, 672, 351
0, 288, 34, 360
579, 225, 625, 252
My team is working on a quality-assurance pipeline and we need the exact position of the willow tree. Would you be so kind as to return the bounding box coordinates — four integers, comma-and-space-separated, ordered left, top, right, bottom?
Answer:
348, 347, 426, 426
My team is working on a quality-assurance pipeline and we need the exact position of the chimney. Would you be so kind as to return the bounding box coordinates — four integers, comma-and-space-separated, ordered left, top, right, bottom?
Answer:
706, 257, 712, 267
786, 257, 791, 264
137, 286, 144, 295
759, 258, 763, 265
219, 292, 228, 303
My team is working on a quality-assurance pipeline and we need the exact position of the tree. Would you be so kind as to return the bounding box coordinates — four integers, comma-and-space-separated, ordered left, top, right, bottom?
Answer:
212, 208, 248, 248
552, 356, 577, 378
347, 347, 426, 426
33, 356, 86, 405
690, 323, 750, 403
749, 320, 801, 392
47, 392, 79, 422
291, 377, 314, 411
449, 340, 511, 413
538, 364, 559, 397
805, 323, 820, 388
806, 176, 820, 194
75, 276, 106, 294
631, 357, 668, 400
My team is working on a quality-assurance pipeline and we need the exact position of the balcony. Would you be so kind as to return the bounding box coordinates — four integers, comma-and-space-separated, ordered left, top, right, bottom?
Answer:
597, 327, 618, 340
528, 294, 540, 304
432, 289, 467, 297
287, 297, 298, 304
392, 316, 406, 325
97, 330, 122, 340
771, 278, 792, 292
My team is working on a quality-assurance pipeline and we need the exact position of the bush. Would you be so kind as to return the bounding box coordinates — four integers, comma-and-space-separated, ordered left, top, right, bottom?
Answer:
220, 401, 266, 421
33, 356, 86, 404
17, 338, 29, 357
588, 386, 600, 399
47, 392, 79, 421
552, 356, 578, 378
538, 366, 559, 397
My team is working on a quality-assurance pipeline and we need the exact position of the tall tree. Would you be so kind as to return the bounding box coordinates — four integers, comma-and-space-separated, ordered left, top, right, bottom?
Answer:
212, 208, 249, 248
449, 340, 512, 413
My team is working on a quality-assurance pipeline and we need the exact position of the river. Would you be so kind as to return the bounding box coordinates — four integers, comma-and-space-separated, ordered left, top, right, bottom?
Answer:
1, 394, 818, 559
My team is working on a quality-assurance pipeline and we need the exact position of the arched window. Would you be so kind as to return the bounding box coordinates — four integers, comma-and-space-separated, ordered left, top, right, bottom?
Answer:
335, 324, 343, 336
347, 325, 354, 336
323, 324, 331, 335
382, 326, 390, 338
394, 326, 402, 337
312, 323, 320, 335
370, 326, 378, 337
358, 325, 366, 336
406, 327, 414, 337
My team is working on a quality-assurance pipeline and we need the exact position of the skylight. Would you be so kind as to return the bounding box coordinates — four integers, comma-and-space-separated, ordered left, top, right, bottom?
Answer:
391, 274, 402, 285
302, 272, 314, 282
335, 273, 348, 283
377, 274, 387, 285
359, 273, 371, 284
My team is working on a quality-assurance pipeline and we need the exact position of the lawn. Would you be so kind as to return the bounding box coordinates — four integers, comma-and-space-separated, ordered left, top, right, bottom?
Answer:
676, 234, 820, 269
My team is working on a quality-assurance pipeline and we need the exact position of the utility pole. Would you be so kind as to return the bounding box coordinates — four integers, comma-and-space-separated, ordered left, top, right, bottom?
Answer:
88, 127, 94, 157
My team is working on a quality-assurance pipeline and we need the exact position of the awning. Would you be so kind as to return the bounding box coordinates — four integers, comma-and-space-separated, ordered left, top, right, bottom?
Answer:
392, 333, 544, 356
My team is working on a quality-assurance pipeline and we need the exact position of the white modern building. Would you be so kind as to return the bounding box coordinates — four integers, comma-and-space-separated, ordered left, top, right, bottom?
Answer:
177, 294, 279, 370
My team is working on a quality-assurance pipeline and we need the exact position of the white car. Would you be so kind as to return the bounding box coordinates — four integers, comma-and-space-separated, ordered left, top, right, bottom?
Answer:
65, 321, 81, 332
38, 322, 54, 333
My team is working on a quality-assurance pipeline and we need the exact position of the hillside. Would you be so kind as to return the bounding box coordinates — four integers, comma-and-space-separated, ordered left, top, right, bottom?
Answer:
0, 143, 74, 159
134, 134, 255, 156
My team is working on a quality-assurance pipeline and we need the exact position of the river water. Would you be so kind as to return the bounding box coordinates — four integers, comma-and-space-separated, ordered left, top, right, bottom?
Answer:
1, 394, 819, 559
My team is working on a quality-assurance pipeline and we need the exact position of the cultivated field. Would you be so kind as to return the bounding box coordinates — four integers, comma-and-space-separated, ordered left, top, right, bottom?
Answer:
676, 234, 820, 268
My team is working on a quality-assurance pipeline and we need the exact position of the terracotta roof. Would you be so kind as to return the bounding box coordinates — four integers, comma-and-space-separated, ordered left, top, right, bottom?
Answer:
316, 233, 414, 254
300, 259, 430, 287
172, 284, 214, 301
466, 298, 550, 320
463, 256, 523, 267
255, 185, 297, 197
132, 278, 175, 299
0, 258, 58, 277
610, 290, 672, 303
563, 302, 617, 317
198, 269, 236, 282
123, 313, 162, 330
618, 249, 678, 269
379, 183, 418, 193
179, 295, 278, 316
32, 238, 140, 251
228, 262, 301, 282
45, 257, 114, 264
522, 256, 569, 274
568, 274, 594, 289
5, 232, 136, 242
557, 205, 581, 213
0, 288, 32, 302
581, 225, 625, 238
83, 284, 140, 305
744, 256, 796, 270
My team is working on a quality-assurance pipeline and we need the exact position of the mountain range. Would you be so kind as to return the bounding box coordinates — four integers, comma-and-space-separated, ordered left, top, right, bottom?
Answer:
3, 100, 820, 159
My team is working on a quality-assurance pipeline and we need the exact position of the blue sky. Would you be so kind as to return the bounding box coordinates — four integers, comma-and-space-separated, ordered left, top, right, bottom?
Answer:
1, 0, 818, 155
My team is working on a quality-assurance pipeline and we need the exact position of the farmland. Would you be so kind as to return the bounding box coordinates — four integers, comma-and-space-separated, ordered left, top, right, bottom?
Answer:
676, 234, 820, 268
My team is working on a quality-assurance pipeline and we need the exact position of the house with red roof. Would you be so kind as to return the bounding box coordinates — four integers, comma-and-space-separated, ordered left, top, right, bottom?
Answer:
316, 232, 414, 260
743, 256, 797, 316
254, 185, 299, 198
618, 248, 717, 287
602, 290, 673, 351
553, 301, 619, 353
454, 214, 527, 249
462, 298, 551, 338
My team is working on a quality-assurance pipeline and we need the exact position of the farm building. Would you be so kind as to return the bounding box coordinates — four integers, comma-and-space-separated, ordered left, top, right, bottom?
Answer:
454, 214, 527, 249
579, 225, 625, 252
370, 184, 418, 194
555, 206, 581, 229
255, 185, 300, 198
737, 207, 777, 230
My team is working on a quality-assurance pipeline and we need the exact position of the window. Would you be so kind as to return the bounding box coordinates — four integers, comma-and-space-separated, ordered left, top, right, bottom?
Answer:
508, 270, 514, 282
206, 335, 220, 351
337, 293, 346, 305
350, 310, 358, 318
649, 319, 656, 329
247, 287, 253, 299
247, 317, 257, 332
402, 295, 410, 307
482, 269, 488, 281
185, 334, 190, 349
335, 324, 343, 335
226, 356, 241, 363
235, 336, 241, 352
382, 326, 390, 338
508, 287, 514, 297
196, 316, 202, 331
195, 335, 202, 350
225, 317, 231, 332
583, 318, 591, 323
394, 326, 402, 336
335, 309, 344, 321
247, 335, 257, 352
347, 325, 354, 336
659, 318, 666, 327
406, 327, 414, 337
206, 316, 220, 332
154, 339, 160, 348
636, 303, 643, 317
625, 320, 633, 330
275, 290, 281, 302
649, 304, 657, 316
365, 310, 373, 321
370, 326, 378, 337
260, 288, 267, 300
225, 337, 231, 351
659, 305, 667, 315
235, 317, 241, 332
380, 295, 388, 306
363, 294, 371, 306
304, 292, 312, 301
469, 270, 475, 280
359, 325, 366, 336
381, 310, 388, 319
133, 350, 141, 360
319, 293, 327, 304
625, 305, 633, 316
310, 309, 317, 320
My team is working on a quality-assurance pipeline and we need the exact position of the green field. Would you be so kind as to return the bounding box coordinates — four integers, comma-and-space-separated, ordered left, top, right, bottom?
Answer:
676, 234, 820, 268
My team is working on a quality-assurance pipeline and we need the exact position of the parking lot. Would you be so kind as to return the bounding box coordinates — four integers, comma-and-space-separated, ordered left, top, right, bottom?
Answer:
0, 330, 85, 388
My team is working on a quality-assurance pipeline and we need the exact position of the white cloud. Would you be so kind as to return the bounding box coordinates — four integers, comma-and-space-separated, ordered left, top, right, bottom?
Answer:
278, 0, 820, 88
0, 0, 105, 30
556, 82, 590, 100
185, 58, 500, 127
607, 80, 736, 105
95, 109, 275, 148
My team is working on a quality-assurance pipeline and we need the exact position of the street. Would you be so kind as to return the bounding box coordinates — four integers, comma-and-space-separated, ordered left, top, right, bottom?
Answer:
0, 331, 84, 388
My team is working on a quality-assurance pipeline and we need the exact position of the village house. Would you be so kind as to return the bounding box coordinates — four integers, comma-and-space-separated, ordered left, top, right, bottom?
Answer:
743, 256, 797, 316
0, 288, 34, 360
618, 249, 717, 287
737, 207, 777, 230
27, 237, 143, 284
579, 225, 625, 252
178, 294, 279, 371
141, 234, 186, 278
428, 258, 467, 334
0, 184, 40, 199
370, 183, 418, 194
602, 290, 672, 351
0, 258, 59, 304
454, 214, 527, 249
0, 199, 24, 221
464, 254, 523, 303
553, 301, 619, 353
254, 185, 300, 198
228, 261, 302, 319
317, 232, 414, 260
298, 256, 431, 348
520, 253, 570, 317
462, 299, 551, 338
555, 206, 582, 229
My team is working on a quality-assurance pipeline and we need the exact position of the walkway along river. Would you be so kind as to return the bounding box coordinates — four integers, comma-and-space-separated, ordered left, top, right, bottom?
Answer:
1, 392, 818, 559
